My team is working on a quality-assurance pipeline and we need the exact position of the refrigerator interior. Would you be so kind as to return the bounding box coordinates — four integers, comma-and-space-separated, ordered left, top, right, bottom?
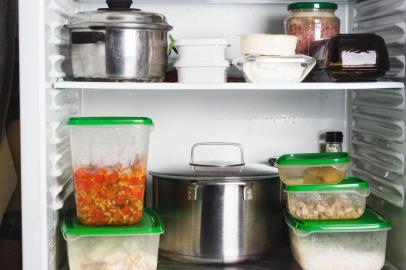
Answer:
19, 0, 406, 269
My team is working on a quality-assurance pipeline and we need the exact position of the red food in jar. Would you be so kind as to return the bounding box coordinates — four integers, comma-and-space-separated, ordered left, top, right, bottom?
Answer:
73, 162, 146, 225
285, 5, 340, 55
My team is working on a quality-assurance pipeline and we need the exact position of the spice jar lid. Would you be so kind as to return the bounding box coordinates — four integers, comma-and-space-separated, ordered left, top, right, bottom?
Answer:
67, 0, 172, 30
284, 177, 369, 192
288, 2, 338, 11
285, 208, 391, 234
67, 117, 153, 126
62, 208, 164, 239
326, 131, 344, 143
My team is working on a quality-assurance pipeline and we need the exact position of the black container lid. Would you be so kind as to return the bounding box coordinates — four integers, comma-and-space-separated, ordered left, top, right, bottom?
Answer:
326, 131, 344, 143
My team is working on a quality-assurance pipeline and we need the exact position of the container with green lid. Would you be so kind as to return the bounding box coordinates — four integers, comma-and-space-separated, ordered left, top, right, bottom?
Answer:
284, 177, 370, 220
284, 2, 340, 55
62, 208, 164, 270
286, 208, 391, 270
276, 152, 350, 186
67, 116, 154, 226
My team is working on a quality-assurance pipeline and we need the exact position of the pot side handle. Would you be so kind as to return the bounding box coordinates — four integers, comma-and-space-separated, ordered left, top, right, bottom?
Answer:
187, 182, 253, 201
71, 32, 105, 45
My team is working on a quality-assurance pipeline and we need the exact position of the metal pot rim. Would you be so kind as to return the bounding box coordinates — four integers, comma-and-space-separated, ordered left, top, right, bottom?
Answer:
67, 22, 173, 31
150, 171, 278, 182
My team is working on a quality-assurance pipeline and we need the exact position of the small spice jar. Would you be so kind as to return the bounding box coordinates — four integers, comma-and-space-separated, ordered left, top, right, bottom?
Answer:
284, 2, 340, 55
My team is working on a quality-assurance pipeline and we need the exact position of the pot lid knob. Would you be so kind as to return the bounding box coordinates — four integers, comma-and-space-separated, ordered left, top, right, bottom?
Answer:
106, 0, 133, 9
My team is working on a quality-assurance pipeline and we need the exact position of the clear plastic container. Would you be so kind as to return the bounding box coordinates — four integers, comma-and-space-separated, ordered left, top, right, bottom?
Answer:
234, 54, 315, 83
62, 208, 164, 270
284, 2, 340, 56
276, 152, 350, 186
67, 117, 153, 225
286, 208, 391, 270
175, 38, 230, 61
285, 177, 370, 220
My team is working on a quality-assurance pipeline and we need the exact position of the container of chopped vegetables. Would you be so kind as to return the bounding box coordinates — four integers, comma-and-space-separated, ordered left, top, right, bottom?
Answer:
284, 177, 370, 220
67, 117, 153, 225
286, 208, 391, 270
276, 152, 350, 186
62, 208, 164, 270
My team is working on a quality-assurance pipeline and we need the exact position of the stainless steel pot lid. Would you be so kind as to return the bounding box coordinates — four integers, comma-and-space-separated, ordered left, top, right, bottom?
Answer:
150, 143, 278, 181
67, 0, 172, 30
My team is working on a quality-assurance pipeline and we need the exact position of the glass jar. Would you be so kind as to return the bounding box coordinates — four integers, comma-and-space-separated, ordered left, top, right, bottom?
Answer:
284, 2, 340, 56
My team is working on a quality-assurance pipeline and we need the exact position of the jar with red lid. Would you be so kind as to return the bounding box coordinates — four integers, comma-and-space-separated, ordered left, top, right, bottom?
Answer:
284, 2, 340, 56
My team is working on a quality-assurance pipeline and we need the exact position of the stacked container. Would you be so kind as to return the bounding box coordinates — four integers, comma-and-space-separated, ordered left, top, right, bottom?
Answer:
174, 39, 230, 83
276, 152, 391, 270
63, 117, 164, 270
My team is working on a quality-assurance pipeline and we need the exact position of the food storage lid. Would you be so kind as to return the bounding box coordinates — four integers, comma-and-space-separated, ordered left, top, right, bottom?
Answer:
150, 142, 278, 182
175, 38, 230, 47
66, 0, 172, 30
288, 2, 338, 11
62, 208, 164, 239
313, 34, 390, 72
284, 177, 369, 192
286, 208, 391, 234
276, 152, 350, 166
67, 117, 153, 126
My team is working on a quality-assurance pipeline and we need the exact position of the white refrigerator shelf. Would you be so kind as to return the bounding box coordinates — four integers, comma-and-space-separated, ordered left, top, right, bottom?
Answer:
53, 81, 404, 91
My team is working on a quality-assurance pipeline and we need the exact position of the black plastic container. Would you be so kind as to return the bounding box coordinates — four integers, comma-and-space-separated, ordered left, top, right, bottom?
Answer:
311, 34, 390, 82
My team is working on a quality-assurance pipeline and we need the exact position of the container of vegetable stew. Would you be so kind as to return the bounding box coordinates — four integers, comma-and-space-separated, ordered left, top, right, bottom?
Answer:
276, 152, 350, 186
286, 208, 391, 270
285, 177, 370, 220
67, 117, 153, 225
62, 208, 164, 270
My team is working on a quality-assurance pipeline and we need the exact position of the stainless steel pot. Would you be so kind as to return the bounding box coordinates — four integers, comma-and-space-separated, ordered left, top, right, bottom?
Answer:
66, 0, 172, 82
151, 143, 284, 264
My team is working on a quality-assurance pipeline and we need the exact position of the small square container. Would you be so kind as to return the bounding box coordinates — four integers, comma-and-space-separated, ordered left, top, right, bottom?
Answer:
62, 208, 164, 270
175, 38, 230, 61
276, 152, 350, 186
175, 60, 229, 83
67, 117, 153, 225
286, 208, 391, 270
284, 177, 370, 220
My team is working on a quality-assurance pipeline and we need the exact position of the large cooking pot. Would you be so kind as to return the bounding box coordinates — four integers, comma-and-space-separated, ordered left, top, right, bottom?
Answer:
151, 143, 284, 264
66, 0, 172, 82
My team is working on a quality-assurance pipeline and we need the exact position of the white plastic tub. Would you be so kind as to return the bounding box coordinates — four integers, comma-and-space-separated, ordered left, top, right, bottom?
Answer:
286, 208, 391, 270
62, 209, 164, 270
175, 60, 229, 83
175, 38, 230, 61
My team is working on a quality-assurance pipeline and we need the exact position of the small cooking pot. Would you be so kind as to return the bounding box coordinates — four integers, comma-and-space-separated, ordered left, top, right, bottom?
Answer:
66, 0, 172, 81
151, 143, 284, 264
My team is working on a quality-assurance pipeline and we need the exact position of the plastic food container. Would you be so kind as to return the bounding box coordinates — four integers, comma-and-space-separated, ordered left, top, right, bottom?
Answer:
175, 60, 229, 83
311, 34, 390, 82
286, 208, 391, 270
62, 208, 164, 270
284, 2, 340, 55
240, 34, 298, 56
276, 152, 350, 186
234, 55, 315, 83
285, 177, 370, 220
175, 38, 230, 61
67, 117, 153, 225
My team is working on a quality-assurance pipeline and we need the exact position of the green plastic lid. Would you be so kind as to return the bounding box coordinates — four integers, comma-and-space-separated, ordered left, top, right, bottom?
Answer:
286, 208, 391, 234
61, 208, 164, 239
67, 117, 153, 126
276, 152, 350, 166
284, 177, 368, 192
288, 2, 338, 11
